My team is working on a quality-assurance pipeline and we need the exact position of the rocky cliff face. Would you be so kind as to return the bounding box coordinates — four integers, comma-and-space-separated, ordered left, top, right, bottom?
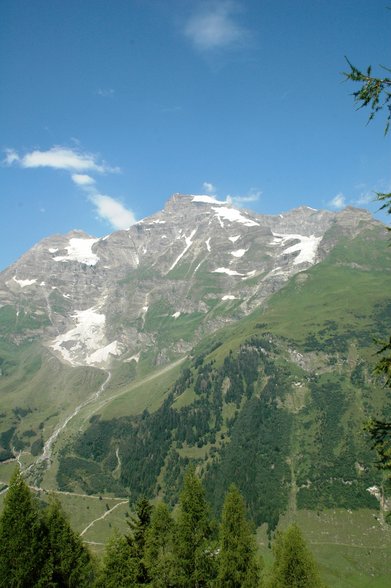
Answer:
0, 194, 380, 367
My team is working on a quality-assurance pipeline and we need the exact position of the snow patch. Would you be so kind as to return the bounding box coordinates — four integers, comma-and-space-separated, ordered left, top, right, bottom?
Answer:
48, 248, 58, 253
216, 215, 224, 228
229, 235, 240, 243
231, 249, 247, 258
51, 306, 118, 366
193, 260, 203, 273
241, 270, 256, 280
222, 295, 238, 301
212, 267, 244, 276
212, 206, 259, 227
86, 341, 121, 365
53, 238, 99, 265
271, 232, 322, 265
169, 229, 197, 271
205, 238, 211, 252
151, 219, 166, 224
172, 311, 181, 319
192, 195, 223, 205
13, 277, 37, 288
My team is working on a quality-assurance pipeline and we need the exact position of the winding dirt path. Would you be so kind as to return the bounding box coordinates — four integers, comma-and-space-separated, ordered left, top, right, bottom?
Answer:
80, 500, 128, 537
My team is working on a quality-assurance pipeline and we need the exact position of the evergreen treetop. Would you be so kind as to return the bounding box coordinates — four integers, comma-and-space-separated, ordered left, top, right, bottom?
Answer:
268, 524, 324, 588
217, 484, 262, 587
0, 469, 52, 587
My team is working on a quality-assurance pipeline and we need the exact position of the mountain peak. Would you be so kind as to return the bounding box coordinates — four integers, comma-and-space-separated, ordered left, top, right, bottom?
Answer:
164, 193, 228, 209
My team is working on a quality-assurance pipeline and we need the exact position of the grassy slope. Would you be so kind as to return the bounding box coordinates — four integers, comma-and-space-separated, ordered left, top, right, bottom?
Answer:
194, 226, 391, 365
258, 509, 391, 588
0, 339, 106, 467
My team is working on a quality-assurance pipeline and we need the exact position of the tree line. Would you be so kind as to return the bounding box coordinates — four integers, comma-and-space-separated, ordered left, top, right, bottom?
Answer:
0, 467, 324, 587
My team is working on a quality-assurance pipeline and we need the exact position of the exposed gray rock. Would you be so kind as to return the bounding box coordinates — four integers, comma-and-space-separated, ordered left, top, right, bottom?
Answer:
0, 194, 384, 367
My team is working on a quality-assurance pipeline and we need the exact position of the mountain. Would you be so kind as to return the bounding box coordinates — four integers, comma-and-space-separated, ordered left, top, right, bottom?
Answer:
0, 194, 377, 367
0, 194, 390, 534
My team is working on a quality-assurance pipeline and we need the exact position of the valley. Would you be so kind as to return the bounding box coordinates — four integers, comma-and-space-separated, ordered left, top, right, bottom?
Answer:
0, 195, 390, 585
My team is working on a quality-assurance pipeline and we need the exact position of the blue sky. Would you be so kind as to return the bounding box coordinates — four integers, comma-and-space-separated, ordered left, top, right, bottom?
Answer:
1, 0, 390, 270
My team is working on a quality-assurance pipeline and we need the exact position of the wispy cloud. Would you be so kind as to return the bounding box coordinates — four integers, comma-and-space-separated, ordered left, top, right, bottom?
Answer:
3, 148, 20, 165
353, 191, 373, 206
4, 146, 119, 173
3, 144, 136, 231
89, 194, 136, 230
226, 189, 261, 206
328, 193, 346, 210
97, 88, 115, 98
202, 181, 216, 194
184, 1, 247, 51
351, 179, 391, 209
71, 174, 96, 187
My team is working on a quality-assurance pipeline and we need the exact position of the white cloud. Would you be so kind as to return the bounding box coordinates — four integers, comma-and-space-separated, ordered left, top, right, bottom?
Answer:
4, 146, 119, 173
226, 190, 261, 206
89, 194, 136, 230
184, 1, 247, 51
72, 174, 96, 187
329, 193, 346, 210
202, 181, 216, 194
3, 144, 136, 231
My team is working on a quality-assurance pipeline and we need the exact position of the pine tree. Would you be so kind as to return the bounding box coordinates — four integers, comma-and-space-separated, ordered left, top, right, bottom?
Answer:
126, 496, 153, 584
174, 466, 216, 587
268, 524, 323, 588
44, 496, 94, 587
96, 529, 138, 588
0, 468, 52, 587
216, 484, 261, 587
144, 502, 176, 587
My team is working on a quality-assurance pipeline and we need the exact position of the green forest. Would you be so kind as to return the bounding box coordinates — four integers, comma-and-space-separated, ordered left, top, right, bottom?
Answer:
57, 331, 384, 533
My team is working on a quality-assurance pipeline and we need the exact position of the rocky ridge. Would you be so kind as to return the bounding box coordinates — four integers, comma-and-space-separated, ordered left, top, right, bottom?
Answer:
0, 194, 379, 367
